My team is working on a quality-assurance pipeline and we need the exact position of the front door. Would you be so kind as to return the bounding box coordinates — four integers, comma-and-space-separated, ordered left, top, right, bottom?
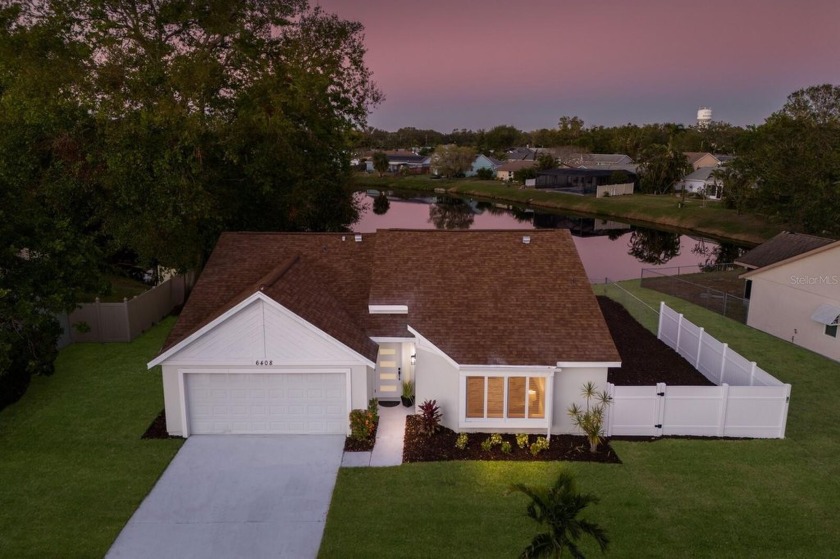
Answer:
375, 343, 402, 401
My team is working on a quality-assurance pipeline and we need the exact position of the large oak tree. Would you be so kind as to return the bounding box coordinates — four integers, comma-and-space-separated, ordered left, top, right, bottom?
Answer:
0, 0, 381, 407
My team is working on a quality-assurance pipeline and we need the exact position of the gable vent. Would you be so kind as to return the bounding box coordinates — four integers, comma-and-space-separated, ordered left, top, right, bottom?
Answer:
369, 305, 408, 315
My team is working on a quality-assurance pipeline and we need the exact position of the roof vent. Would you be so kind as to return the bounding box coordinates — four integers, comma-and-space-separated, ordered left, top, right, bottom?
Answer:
355, 234, 363, 242
522, 235, 531, 245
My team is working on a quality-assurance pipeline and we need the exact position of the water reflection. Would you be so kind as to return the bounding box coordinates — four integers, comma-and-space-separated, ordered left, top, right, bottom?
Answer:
627, 228, 682, 265
372, 193, 390, 215
352, 191, 747, 281
428, 196, 475, 229
691, 238, 744, 271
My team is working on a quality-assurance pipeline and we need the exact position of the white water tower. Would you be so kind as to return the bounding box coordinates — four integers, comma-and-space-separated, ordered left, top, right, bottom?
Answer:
697, 106, 712, 127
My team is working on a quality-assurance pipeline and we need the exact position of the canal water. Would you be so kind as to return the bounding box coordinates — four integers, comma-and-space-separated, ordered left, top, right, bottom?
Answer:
352, 191, 745, 282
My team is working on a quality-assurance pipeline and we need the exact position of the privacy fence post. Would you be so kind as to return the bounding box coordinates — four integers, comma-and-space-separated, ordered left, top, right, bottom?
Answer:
657, 301, 665, 339
695, 327, 704, 369
719, 343, 728, 385
718, 383, 730, 436
749, 362, 757, 386
655, 382, 666, 437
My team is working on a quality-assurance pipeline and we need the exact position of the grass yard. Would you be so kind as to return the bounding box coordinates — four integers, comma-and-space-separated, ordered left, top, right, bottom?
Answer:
0, 318, 182, 558
321, 283, 840, 558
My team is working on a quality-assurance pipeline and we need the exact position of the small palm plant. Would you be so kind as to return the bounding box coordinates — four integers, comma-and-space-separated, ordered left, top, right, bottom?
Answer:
509, 471, 609, 559
567, 382, 613, 453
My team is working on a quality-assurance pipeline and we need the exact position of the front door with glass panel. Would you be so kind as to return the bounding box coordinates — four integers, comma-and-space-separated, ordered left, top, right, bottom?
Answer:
375, 343, 402, 400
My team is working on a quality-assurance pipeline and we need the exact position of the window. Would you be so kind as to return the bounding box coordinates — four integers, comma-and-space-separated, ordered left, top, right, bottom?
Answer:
827, 323, 838, 338
464, 374, 547, 422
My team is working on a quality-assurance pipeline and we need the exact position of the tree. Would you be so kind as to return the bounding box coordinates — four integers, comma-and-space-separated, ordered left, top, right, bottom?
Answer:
536, 153, 557, 171
431, 144, 475, 177
2, 1, 383, 271
509, 471, 609, 559
514, 167, 538, 184
372, 151, 389, 176
0, 0, 381, 404
735, 84, 840, 236
484, 125, 524, 153
636, 143, 691, 195
0, 5, 102, 409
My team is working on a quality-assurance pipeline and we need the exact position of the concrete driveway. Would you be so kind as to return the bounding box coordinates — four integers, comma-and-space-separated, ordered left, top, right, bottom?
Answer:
106, 435, 345, 559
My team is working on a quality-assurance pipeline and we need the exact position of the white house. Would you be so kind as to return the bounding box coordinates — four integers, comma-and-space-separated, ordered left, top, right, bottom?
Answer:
739, 234, 840, 362
674, 167, 723, 200
148, 230, 621, 437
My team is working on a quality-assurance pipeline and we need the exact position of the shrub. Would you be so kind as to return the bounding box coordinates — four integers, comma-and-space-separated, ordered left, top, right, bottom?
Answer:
530, 436, 550, 456
455, 433, 469, 450
417, 399, 442, 437
516, 433, 529, 449
500, 440, 512, 454
367, 397, 379, 421
567, 381, 613, 453
476, 167, 494, 180
481, 433, 503, 452
349, 409, 376, 442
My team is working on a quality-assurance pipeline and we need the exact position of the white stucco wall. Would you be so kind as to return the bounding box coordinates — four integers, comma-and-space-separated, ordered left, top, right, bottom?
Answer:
552, 367, 610, 434
414, 348, 460, 430
746, 247, 840, 362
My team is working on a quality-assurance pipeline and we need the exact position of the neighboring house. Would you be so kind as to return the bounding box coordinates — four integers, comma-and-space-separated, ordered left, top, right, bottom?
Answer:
533, 168, 637, 196
673, 167, 724, 199
578, 153, 634, 167
365, 151, 431, 174
684, 152, 721, 170
738, 233, 840, 362
466, 154, 503, 177
148, 230, 620, 437
496, 160, 536, 182
506, 147, 538, 161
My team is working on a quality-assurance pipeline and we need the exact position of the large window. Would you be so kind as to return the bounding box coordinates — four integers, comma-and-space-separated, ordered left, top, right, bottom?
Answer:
465, 375, 546, 421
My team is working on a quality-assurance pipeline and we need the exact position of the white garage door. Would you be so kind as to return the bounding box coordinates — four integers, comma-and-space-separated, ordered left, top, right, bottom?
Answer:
185, 372, 347, 435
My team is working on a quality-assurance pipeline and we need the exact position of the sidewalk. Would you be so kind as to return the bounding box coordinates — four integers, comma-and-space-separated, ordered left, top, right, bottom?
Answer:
341, 403, 411, 467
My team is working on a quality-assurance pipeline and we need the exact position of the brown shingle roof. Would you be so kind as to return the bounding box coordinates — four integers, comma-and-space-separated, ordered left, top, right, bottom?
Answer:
161, 230, 619, 367
735, 231, 836, 270
369, 230, 619, 365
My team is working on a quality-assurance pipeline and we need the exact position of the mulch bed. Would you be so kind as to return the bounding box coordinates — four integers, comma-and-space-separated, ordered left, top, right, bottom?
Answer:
343, 418, 379, 451
141, 410, 183, 439
402, 416, 620, 464
598, 296, 714, 386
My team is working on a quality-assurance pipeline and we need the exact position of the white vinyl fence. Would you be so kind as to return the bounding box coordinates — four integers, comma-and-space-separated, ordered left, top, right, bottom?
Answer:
606, 302, 791, 439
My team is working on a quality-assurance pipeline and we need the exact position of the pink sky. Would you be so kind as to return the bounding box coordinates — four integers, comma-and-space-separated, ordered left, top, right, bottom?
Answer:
315, 0, 840, 131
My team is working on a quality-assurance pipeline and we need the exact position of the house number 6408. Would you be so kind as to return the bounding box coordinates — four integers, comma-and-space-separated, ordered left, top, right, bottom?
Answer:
255, 360, 273, 366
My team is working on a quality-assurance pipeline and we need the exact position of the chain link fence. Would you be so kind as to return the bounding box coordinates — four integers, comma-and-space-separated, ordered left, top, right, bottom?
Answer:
639, 266, 749, 323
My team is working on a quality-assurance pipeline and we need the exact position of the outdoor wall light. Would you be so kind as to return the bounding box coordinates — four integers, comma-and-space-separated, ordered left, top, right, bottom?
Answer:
410, 353, 416, 365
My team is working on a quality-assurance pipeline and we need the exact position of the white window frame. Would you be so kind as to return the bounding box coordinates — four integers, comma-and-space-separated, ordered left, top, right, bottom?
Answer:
458, 371, 553, 430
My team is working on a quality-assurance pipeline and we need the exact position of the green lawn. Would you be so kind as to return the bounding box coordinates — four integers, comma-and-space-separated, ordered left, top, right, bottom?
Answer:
321, 283, 840, 558
354, 174, 782, 246
0, 318, 183, 558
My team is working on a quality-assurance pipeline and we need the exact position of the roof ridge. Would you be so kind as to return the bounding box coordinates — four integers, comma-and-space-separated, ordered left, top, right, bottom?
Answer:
259, 254, 300, 292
